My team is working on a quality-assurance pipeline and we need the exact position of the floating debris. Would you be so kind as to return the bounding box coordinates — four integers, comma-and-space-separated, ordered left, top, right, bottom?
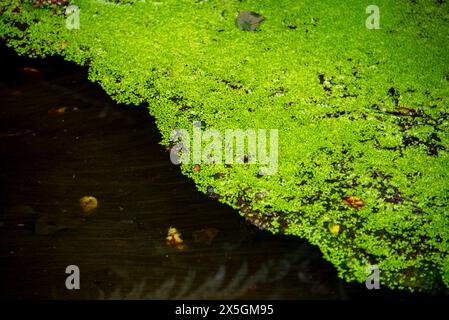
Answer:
254, 191, 267, 200
395, 106, 417, 116
342, 195, 365, 209
387, 106, 418, 117
287, 22, 297, 29
193, 164, 201, 172
245, 214, 271, 230
388, 87, 397, 97
193, 228, 219, 245
166, 227, 187, 250
214, 172, 227, 178
79, 196, 98, 216
60, 40, 69, 49
236, 11, 265, 31
206, 186, 221, 199
18, 67, 40, 75
48, 107, 67, 115
48, 106, 79, 115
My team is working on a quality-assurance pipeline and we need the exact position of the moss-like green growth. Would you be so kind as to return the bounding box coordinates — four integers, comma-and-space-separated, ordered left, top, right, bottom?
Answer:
1, 0, 448, 292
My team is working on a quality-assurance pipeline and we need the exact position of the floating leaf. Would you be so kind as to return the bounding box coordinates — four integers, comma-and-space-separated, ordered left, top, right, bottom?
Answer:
60, 40, 69, 49
79, 196, 98, 216
329, 223, 340, 235
166, 227, 187, 250
342, 195, 365, 209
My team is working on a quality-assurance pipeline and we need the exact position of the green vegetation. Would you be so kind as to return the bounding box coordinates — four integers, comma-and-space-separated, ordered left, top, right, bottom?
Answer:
1, 0, 448, 292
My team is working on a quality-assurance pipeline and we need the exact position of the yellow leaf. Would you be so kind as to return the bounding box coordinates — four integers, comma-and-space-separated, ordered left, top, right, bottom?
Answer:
79, 196, 98, 216
329, 224, 341, 235
166, 227, 187, 250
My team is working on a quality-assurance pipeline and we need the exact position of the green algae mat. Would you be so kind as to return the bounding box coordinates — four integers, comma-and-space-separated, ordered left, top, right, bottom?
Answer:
1, 0, 449, 292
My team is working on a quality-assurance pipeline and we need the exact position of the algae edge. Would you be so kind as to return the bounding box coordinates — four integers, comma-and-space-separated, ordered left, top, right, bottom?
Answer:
1, 0, 448, 292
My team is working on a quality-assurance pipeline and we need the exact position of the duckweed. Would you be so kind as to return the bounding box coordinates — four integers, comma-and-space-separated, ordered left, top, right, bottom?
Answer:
1, 0, 448, 291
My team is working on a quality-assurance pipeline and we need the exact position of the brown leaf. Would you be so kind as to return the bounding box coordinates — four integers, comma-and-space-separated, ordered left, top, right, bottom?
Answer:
166, 227, 187, 250
342, 195, 365, 209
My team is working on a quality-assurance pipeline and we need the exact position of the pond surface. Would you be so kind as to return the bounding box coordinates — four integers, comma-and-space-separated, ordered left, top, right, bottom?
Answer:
0, 45, 433, 299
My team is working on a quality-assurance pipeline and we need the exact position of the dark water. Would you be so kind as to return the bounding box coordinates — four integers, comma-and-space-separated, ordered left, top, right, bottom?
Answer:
0, 44, 436, 300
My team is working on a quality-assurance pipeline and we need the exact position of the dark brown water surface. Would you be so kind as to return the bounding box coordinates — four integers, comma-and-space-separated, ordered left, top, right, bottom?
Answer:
0, 44, 435, 299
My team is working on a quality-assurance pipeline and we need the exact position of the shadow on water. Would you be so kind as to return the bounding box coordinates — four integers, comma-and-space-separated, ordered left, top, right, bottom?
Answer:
0, 44, 436, 300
